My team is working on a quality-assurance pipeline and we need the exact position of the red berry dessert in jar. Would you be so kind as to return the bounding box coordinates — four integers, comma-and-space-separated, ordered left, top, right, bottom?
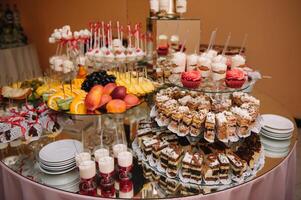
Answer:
181, 70, 201, 88
225, 68, 246, 88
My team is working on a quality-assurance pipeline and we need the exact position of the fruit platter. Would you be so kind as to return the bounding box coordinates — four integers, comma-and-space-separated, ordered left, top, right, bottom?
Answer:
34, 69, 157, 115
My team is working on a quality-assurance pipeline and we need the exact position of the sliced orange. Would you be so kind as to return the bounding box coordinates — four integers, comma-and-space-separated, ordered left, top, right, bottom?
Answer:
70, 96, 87, 114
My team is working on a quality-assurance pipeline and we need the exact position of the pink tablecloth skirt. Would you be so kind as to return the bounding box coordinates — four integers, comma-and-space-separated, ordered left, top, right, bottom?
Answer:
0, 144, 297, 200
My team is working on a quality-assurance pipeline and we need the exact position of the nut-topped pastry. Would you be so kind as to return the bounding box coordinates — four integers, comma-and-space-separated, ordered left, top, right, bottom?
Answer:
167, 145, 184, 177
230, 107, 252, 136
226, 152, 244, 178
182, 151, 193, 179
217, 152, 230, 181
190, 152, 204, 182
204, 112, 216, 143
202, 153, 220, 183
152, 140, 169, 163
216, 112, 228, 142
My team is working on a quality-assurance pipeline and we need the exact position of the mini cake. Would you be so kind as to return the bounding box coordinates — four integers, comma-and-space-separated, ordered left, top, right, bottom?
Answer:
217, 153, 230, 180
166, 178, 181, 194
213, 98, 232, 113
211, 62, 227, 81
225, 68, 246, 88
226, 152, 244, 178
151, 170, 160, 181
202, 154, 220, 182
142, 137, 159, 157
172, 52, 187, 74
158, 175, 167, 190
197, 56, 212, 78
205, 112, 216, 143
222, 111, 237, 138
167, 145, 184, 177
152, 140, 169, 163
182, 151, 193, 179
216, 113, 228, 141
181, 183, 202, 195
230, 107, 252, 135
104, 50, 115, 62
160, 146, 173, 170
212, 55, 227, 64
232, 92, 260, 107
190, 152, 204, 182
142, 162, 152, 179
231, 54, 246, 68
181, 71, 201, 88
187, 53, 198, 71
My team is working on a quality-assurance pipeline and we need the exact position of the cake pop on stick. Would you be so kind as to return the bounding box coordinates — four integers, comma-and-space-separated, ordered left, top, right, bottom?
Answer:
222, 32, 231, 56
117, 21, 120, 40
239, 34, 248, 55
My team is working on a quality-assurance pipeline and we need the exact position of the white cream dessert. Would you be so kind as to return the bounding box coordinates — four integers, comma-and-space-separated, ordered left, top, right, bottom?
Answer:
53, 57, 63, 72
113, 143, 127, 158
176, 0, 187, 14
207, 49, 218, 58
98, 156, 114, 174
116, 52, 126, 62
187, 53, 198, 71
117, 151, 133, 168
79, 160, 96, 179
62, 60, 74, 73
94, 148, 109, 162
158, 34, 168, 47
211, 62, 227, 81
136, 48, 145, 60
104, 50, 115, 62
126, 48, 137, 62
213, 55, 227, 64
75, 152, 91, 167
93, 50, 103, 63
171, 52, 186, 73
231, 54, 246, 68
197, 56, 212, 78
170, 35, 179, 50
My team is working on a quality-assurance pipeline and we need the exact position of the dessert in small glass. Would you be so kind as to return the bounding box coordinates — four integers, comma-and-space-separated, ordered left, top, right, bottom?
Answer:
119, 173, 134, 198
75, 152, 91, 167
79, 160, 97, 196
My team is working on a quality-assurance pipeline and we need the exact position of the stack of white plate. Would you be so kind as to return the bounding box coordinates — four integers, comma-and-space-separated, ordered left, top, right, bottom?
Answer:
39, 139, 83, 175
260, 114, 294, 158
40, 169, 80, 192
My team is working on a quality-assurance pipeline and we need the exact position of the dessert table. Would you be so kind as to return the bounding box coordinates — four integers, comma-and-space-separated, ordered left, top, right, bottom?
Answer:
0, 89, 297, 200
0, 44, 42, 86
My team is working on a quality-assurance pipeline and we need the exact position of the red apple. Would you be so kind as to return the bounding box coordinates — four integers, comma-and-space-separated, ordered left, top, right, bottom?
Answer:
103, 83, 117, 95
111, 86, 127, 99
123, 94, 140, 109
85, 85, 103, 111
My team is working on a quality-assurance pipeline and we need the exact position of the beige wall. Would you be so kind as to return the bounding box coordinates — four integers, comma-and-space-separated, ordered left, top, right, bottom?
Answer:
4, 0, 301, 118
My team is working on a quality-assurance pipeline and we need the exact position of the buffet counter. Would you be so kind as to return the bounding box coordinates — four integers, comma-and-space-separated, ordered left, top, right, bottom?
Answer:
0, 89, 297, 200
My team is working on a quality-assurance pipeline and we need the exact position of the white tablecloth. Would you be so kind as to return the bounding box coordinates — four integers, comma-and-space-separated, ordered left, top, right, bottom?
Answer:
0, 44, 41, 86
0, 143, 296, 200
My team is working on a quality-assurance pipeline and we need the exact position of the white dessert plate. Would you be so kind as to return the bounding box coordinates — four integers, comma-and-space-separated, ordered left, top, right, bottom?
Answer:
261, 126, 294, 134
39, 139, 83, 163
41, 169, 79, 186
39, 156, 75, 165
39, 164, 77, 175
264, 149, 289, 158
260, 129, 292, 138
261, 114, 294, 130
260, 135, 291, 148
261, 132, 293, 142
262, 145, 289, 153
39, 162, 76, 171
